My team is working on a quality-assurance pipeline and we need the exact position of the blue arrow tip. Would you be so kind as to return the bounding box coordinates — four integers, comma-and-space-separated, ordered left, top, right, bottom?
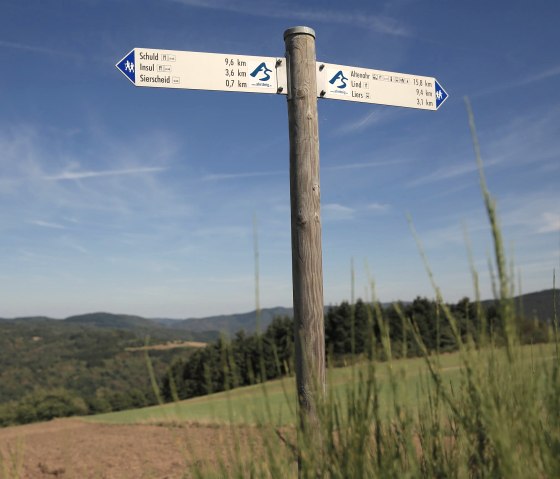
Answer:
116, 50, 136, 84
435, 80, 448, 109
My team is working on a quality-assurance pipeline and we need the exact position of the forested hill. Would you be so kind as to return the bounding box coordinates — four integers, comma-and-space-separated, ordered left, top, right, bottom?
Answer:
481, 289, 558, 323
0, 318, 204, 427
155, 306, 294, 335
64, 312, 218, 341
1, 289, 556, 335
0, 313, 218, 342
0, 308, 295, 338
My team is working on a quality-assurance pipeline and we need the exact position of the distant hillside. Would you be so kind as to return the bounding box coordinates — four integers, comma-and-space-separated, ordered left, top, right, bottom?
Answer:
519, 289, 559, 322
480, 289, 558, 322
156, 306, 294, 335
65, 312, 157, 329
65, 312, 220, 342
2, 289, 556, 341
0, 317, 209, 426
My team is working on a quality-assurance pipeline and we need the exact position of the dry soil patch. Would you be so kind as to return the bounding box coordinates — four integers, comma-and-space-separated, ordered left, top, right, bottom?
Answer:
0, 418, 269, 478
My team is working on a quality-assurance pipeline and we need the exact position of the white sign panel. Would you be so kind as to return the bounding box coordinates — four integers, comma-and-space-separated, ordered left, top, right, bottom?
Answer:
116, 48, 288, 95
317, 62, 448, 110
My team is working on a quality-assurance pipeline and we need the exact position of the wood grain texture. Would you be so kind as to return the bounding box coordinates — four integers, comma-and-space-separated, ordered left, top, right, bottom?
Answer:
284, 30, 326, 427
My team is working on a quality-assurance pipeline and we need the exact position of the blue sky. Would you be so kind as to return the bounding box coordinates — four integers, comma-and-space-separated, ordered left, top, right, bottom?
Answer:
1, 0, 559, 318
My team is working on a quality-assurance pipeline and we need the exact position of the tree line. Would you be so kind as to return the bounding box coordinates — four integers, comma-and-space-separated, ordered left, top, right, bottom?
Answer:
0, 296, 549, 426
160, 296, 550, 402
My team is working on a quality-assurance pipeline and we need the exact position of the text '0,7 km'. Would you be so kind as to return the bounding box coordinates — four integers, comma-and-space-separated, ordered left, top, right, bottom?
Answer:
116, 48, 448, 110
116, 48, 288, 95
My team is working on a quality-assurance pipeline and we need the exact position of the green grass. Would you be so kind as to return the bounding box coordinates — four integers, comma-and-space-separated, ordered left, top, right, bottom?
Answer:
87, 343, 555, 427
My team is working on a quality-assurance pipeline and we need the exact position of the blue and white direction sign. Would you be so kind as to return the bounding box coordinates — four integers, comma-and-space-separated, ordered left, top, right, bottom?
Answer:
316, 62, 448, 110
116, 48, 287, 95
116, 48, 448, 110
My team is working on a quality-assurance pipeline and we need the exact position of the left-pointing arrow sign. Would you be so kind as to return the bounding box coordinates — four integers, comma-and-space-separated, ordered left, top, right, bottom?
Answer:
115, 48, 287, 95
116, 49, 136, 84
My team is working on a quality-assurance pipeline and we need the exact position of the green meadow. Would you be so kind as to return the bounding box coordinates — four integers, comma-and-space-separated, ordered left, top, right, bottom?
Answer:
88, 343, 555, 427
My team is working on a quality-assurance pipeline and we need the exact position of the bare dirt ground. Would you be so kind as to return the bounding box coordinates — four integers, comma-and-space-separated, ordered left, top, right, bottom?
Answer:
0, 418, 276, 479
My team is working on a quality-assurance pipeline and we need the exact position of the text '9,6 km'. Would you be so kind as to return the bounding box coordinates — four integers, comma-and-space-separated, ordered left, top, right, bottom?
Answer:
116, 48, 287, 95
116, 48, 448, 111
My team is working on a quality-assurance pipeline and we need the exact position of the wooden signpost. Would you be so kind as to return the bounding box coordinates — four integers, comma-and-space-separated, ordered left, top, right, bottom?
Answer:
116, 25, 448, 467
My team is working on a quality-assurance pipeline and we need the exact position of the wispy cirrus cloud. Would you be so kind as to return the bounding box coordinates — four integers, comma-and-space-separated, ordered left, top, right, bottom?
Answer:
493, 191, 560, 239
537, 213, 560, 234
407, 156, 503, 187
203, 160, 408, 182
170, 0, 410, 37
323, 203, 355, 220
202, 170, 283, 181
42, 167, 167, 181
404, 105, 560, 189
27, 220, 67, 230
0, 39, 78, 58
367, 202, 390, 212
334, 108, 398, 135
324, 158, 409, 171
473, 64, 560, 98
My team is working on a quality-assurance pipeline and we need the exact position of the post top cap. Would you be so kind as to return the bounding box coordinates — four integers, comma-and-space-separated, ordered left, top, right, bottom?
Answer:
284, 26, 315, 40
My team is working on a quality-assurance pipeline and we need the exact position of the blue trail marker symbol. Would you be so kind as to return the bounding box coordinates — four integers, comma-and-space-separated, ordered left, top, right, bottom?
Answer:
116, 49, 136, 84
435, 80, 448, 110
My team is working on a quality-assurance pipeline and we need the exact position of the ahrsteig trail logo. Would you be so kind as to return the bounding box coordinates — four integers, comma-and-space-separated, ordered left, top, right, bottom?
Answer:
329, 70, 348, 94
250, 61, 273, 87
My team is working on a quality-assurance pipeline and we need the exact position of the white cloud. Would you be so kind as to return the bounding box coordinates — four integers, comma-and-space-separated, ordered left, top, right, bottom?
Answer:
27, 220, 67, 230
474, 64, 560, 98
367, 202, 390, 212
0, 39, 78, 58
202, 170, 282, 181
323, 203, 355, 220
42, 167, 167, 181
335, 109, 397, 135
324, 159, 409, 171
191, 226, 249, 238
537, 213, 560, 234
498, 192, 560, 236
170, 0, 409, 36
407, 156, 503, 187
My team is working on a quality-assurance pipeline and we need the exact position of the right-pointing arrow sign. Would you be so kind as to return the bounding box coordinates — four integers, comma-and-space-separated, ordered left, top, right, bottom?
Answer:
434, 80, 448, 110
317, 61, 449, 111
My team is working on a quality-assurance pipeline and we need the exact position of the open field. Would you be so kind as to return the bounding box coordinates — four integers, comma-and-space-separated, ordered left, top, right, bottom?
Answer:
89, 351, 462, 426
90, 343, 556, 426
0, 418, 274, 478
125, 340, 208, 352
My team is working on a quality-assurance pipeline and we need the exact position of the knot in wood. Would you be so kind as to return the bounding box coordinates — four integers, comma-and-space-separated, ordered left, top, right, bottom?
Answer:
297, 211, 307, 226
296, 87, 308, 99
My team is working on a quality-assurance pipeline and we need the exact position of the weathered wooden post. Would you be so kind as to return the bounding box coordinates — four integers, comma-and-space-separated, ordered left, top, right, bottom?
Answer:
284, 26, 326, 435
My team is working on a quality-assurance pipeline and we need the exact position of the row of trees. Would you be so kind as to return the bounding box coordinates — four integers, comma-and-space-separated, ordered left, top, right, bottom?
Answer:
161, 296, 549, 403
161, 316, 294, 401
1, 296, 548, 426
